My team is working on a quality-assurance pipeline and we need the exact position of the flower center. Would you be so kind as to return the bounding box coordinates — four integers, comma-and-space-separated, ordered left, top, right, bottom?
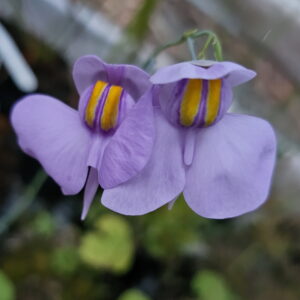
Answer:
178, 78, 223, 127
84, 80, 124, 132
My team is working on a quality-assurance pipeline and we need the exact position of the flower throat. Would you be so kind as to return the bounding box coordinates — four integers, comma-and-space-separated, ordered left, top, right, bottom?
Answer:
179, 78, 222, 128
85, 80, 124, 132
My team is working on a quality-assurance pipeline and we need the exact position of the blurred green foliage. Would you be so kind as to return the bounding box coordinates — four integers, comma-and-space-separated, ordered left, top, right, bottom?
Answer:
0, 270, 15, 300
126, 0, 159, 41
51, 246, 80, 277
79, 215, 134, 273
30, 211, 56, 237
191, 270, 236, 300
141, 195, 205, 259
118, 289, 151, 300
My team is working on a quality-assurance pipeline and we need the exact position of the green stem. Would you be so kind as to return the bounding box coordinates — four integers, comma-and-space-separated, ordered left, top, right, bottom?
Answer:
186, 37, 197, 60
212, 35, 223, 61
198, 35, 213, 60
0, 169, 47, 235
141, 29, 223, 70
191, 30, 223, 61
142, 35, 186, 70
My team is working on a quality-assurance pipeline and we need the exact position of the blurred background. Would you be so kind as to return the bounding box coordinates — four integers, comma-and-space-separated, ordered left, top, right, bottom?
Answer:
1, 0, 300, 299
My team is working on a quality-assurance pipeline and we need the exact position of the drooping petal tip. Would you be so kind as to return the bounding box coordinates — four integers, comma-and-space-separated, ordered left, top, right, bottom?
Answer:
81, 168, 99, 220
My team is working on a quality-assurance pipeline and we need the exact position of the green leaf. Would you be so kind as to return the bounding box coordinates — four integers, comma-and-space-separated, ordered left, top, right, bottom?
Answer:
118, 289, 151, 300
0, 270, 15, 300
79, 214, 133, 273
126, 0, 159, 41
191, 270, 235, 300
142, 196, 205, 259
30, 211, 55, 237
51, 246, 80, 277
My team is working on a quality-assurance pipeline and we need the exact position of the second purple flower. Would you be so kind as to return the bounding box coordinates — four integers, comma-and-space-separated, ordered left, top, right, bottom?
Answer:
102, 60, 277, 219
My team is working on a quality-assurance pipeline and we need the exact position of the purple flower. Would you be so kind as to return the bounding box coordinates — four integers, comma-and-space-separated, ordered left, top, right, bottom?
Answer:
11, 55, 155, 220
102, 60, 277, 219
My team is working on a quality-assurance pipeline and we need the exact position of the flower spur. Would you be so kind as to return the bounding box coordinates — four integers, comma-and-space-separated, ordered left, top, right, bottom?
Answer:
102, 60, 277, 219
11, 55, 155, 220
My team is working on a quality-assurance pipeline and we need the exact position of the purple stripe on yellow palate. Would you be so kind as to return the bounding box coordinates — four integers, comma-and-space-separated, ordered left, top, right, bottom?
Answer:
177, 78, 223, 128
84, 80, 124, 132
94, 83, 110, 129
195, 79, 209, 127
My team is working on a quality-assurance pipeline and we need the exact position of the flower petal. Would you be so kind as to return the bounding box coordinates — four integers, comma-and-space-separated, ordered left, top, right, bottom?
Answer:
87, 134, 109, 169
101, 109, 186, 215
99, 89, 155, 189
150, 61, 256, 86
81, 168, 99, 220
73, 55, 150, 99
184, 113, 276, 219
11, 94, 92, 194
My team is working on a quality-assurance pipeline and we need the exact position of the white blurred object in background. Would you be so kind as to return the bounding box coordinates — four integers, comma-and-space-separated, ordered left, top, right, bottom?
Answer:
0, 22, 38, 92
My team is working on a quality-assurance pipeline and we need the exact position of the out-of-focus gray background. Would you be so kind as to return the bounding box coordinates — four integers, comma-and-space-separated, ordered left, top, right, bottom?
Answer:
1, 0, 300, 299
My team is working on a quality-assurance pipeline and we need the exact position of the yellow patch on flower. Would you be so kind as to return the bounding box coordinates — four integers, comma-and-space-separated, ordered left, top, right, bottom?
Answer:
205, 79, 222, 126
100, 85, 123, 131
85, 80, 108, 127
180, 79, 203, 127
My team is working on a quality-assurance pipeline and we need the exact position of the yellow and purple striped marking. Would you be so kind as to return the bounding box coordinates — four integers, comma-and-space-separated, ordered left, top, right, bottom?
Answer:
178, 78, 223, 127
84, 80, 124, 132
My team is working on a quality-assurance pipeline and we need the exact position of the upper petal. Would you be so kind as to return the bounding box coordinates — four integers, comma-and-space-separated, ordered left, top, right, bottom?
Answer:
101, 109, 186, 215
183, 113, 276, 219
150, 61, 256, 87
72, 55, 108, 95
99, 88, 155, 189
11, 94, 92, 194
72, 55, 151, 99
